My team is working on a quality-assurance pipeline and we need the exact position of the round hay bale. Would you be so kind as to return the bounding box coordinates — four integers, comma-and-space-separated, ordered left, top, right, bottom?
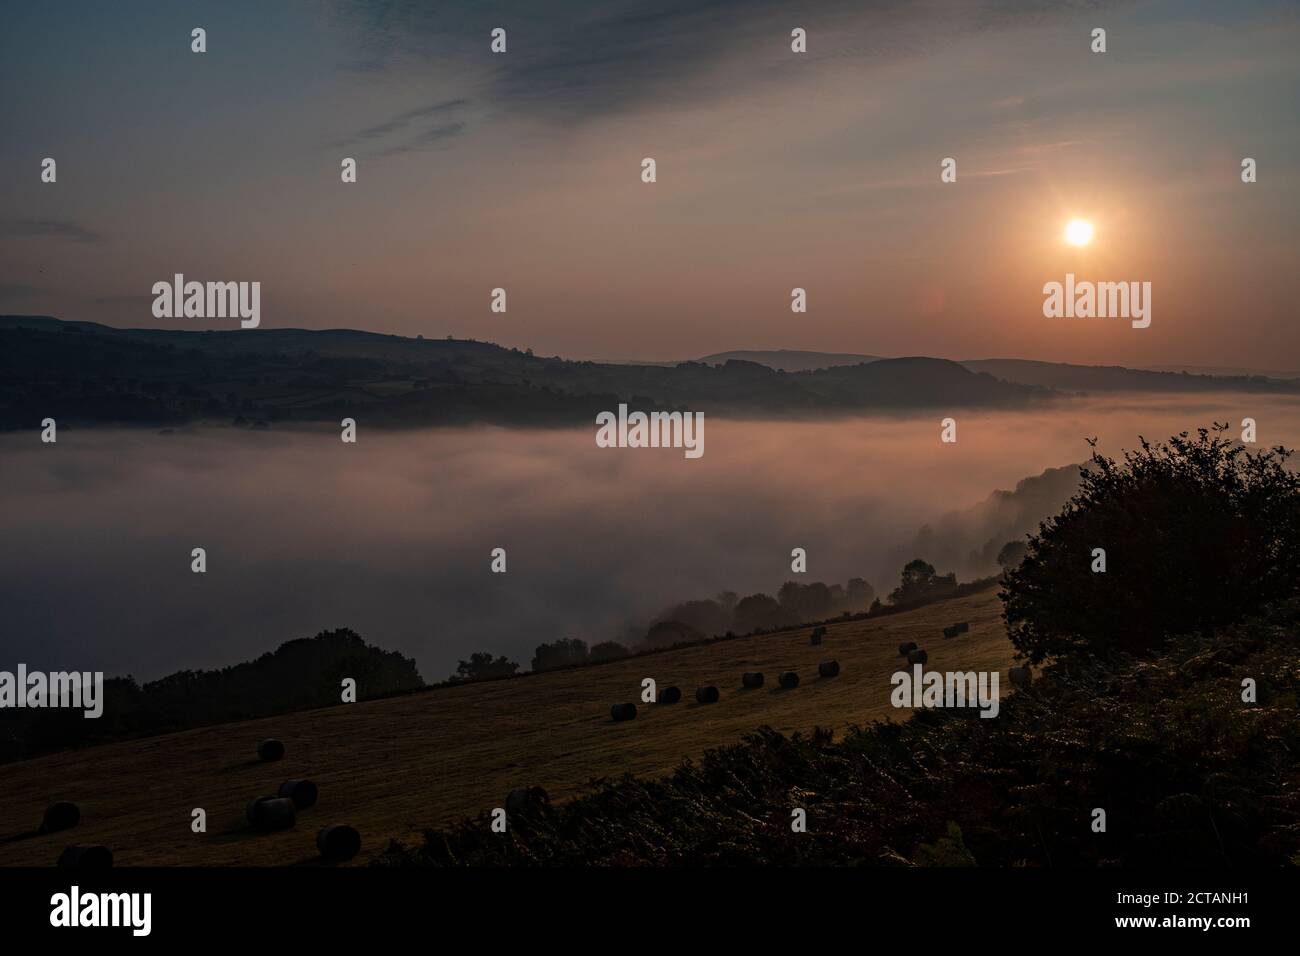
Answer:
778, 671, 800, 689
810, 633, 822, 645
257, 738, 285, 762
40, 801, 80, 834
247, 796, 296, 832
955, 622, 970, 633
818, 660, 840, 678
506, 786, 550, 817
898, 641, 917, 657
277, 779, 318, 810
610, 702, 638, 721
942, 625, 960, 639
907, 648, 928, 665
695, 685, 720, 704
1009, 665, 1032, 688
741, 672, 765, 688
317, 825, 362, 863
658, 685, 682, 704
247, 795, 273, 823
57, 845, 112, 868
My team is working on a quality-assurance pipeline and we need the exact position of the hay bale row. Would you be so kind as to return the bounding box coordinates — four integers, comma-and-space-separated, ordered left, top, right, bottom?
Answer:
628, 661, 844, 716
898, 641, 917, 657
907, 647, 928, 665
57, 845, 112, 868
610, 702, 637, 721
1009, 665, 1033, 688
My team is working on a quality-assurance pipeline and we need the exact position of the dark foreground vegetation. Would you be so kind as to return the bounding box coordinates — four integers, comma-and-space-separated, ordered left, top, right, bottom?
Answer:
378, 599, 1300, 866
379, 426, 1300, 866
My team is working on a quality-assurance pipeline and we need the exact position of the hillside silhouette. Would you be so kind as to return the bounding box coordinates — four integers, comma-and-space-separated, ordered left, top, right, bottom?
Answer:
0, 315, 1043, 429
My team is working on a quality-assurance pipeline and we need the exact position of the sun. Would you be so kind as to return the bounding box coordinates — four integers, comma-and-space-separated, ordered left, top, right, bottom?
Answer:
1064, 219, 1094, 246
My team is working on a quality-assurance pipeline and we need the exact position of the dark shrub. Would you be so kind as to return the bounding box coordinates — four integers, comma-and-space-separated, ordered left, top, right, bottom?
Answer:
1001, 426, 1300, 663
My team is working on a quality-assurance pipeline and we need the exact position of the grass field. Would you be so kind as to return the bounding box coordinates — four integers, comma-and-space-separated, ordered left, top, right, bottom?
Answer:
0, 588, 1014, 866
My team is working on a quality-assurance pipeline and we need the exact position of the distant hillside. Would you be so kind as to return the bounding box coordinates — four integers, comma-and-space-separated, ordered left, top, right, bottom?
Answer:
1144, 363, 1300, 382
697, 349, 880, 371
698, 347, 1300, 394
0, 316, 1048, 430
959, 358, 1300, 394
904, 463, 1084, 579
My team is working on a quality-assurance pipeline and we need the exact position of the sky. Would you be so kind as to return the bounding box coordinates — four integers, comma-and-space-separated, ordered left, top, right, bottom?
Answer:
1, 0, 1297, 366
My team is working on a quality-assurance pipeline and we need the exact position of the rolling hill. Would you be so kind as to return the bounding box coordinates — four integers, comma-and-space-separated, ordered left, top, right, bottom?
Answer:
697, 349, 882, 371
688, 349, 1300, 393
0, 588, 1012, 866
0, 315, 1049, 429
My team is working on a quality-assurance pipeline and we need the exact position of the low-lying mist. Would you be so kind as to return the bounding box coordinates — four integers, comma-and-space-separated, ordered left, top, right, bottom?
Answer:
2, 391, 1297, 682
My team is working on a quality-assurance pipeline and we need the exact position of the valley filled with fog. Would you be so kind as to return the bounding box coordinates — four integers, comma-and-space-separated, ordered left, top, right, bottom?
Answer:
2, 391, 1296, 682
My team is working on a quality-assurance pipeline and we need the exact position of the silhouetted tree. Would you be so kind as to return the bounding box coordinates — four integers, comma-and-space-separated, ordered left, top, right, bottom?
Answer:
1001, 425, 1300, 663
0, 628, 422, 763
657, 599, 729, 637
451, 652, 520, 683
889, 559, 957, 605
589, 641, 630, 662
778, 581, 834, 622
530, 638, 589, 673
732, 593, 786, 633
643, 621, 705, 647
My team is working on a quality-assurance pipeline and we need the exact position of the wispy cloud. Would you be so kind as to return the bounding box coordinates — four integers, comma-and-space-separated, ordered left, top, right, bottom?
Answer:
374, 121, 467, 156
327, 98, 469, 154
324, 0, 1139, 124
2, 219, 103, 243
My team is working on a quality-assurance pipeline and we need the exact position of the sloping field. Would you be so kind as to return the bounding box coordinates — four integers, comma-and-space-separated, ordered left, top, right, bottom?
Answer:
0, 589, 1014, 866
